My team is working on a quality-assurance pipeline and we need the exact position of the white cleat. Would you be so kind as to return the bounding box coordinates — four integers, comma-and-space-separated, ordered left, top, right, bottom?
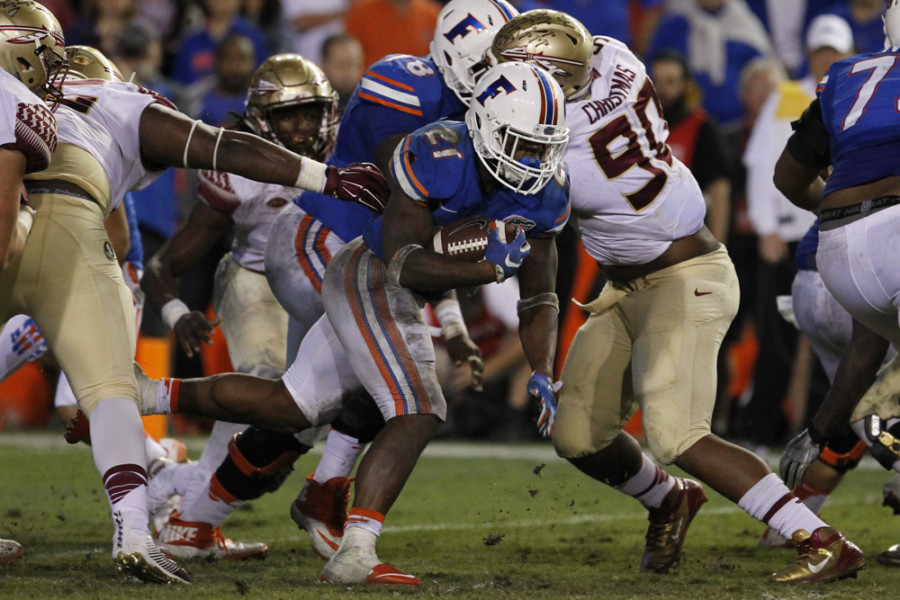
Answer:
157, 514, 268, 561
112, 511, 190, 584
320, 528, 419, 586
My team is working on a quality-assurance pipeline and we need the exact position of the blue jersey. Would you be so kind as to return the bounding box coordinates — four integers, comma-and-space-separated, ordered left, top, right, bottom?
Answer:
363, 120, 570, 263
819, 48, 900, 195
298, 54, 467, 242
123, 192, 143, 269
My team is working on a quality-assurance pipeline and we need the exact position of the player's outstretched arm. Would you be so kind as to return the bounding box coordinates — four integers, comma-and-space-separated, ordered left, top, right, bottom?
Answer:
0, 147, 30, 271
142, 202, 232, 357
136, 104, 389, 208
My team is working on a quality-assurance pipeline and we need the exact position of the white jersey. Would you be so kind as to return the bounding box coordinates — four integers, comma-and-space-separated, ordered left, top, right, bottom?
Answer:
566, 36, 707, 266
51, 79, 172, 213
198, 169, 297, 272
0, 69, 57, 173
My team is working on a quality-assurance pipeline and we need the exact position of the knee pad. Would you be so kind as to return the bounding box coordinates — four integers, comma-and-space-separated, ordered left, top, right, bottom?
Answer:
214, 426, 310, 501
331, 391, 385, 444
819, 425, 867, 473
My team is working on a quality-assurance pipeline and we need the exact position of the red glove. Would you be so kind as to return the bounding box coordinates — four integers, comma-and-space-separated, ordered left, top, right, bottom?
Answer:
323, 162, 389, 213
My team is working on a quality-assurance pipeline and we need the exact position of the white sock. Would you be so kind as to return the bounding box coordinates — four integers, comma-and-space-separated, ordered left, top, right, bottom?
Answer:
89, 397, 149, 517
181, 421, 246, 509
613, 454, 676, 509
313, 429, 364, 483
179, 474, 240, 528
738, 473, 828, 539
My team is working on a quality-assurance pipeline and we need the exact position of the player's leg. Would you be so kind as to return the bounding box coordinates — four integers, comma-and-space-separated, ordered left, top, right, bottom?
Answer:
25, 192, 188, 584
265, 209, 372, 553
553, 283, 703, 575
318, 240, 446, 585
657, 250, 863, 584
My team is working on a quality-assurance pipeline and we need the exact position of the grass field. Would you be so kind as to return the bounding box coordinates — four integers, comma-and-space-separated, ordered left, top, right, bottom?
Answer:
1, 432, 899, 599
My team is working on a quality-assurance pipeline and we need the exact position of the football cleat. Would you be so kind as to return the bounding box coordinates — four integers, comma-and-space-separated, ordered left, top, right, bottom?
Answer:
159, 438, 188, 463
759, 525, 793, 549
878, 544, 900, 568
641, 478, 707, 573
147, 457, 182, 532
290, 474, 351, 559
769, 527, 866, 584
320, 540, 420, 585
112, 511, 190, 584
157, 514, 268, 561
0, 538, 24, 564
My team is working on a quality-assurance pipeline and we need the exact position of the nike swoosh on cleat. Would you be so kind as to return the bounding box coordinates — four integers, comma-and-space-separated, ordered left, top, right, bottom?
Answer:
808, 555, 831, 574
315, 530, 339, 550
694, 289, 712, 296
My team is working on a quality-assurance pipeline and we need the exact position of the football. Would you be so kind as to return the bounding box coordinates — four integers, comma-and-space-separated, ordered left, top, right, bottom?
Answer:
432, 215, 519, 262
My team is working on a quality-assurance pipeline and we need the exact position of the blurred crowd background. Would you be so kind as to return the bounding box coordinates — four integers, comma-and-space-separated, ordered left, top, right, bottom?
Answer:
0, 0, 885, 455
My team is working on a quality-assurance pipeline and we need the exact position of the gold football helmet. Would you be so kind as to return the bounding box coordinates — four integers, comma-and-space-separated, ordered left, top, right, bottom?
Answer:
64, 45, 124, 82
244, 53, 339, 161
488, 9, 593, 100
0, 0, 66, 95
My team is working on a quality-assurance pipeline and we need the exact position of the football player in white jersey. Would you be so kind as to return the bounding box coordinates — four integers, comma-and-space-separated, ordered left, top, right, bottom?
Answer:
140, 54, 339, 560
488, 9, 865, 584
0, 0, 388, 580
0, 0, 61, 568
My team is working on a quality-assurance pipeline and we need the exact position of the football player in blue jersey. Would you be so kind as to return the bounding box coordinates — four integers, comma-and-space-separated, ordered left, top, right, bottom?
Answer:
133, 61, 569, 585
775, 0, 900, 570
133, 0, 520, 565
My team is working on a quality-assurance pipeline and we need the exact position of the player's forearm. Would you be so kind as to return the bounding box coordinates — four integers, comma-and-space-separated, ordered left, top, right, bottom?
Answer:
141, 256, 183, 316
396, 249, 498, 292
518, 305, 558, 376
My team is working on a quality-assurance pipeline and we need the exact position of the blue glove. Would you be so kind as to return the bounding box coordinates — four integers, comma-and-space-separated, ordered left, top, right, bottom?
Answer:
484, 225, 530, 282
528, 371, 562, 438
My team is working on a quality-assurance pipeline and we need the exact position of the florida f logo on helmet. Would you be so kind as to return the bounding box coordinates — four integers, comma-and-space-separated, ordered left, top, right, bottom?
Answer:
476, 74, 516, 105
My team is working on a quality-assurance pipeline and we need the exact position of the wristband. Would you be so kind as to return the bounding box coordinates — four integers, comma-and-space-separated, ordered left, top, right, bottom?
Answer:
161, 298, 190, 330
435, 298, 467, 340
295, 156, 328, 193
17, 204, 36, 235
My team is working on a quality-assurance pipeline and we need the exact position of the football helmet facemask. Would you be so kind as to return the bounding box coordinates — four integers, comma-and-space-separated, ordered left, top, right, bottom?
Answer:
0, 0, 66, 97
244, 53, 339, 161
466, 62, 568, 195
64, 45, 124, 82
488, 9, 594, 100
430, 0, 519, 104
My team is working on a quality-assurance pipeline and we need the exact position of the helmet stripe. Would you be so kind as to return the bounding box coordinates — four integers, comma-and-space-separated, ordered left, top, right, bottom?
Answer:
486, 0, 516, 20
533, 66, 558, 125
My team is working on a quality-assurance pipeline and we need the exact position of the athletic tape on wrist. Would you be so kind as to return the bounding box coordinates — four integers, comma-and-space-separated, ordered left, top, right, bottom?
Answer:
387, 243, 423, 287
435, 298, 467, 339
161, 298, 191, 330
295, 156, 328, 193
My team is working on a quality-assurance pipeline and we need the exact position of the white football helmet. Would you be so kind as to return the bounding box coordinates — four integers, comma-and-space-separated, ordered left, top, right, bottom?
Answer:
466, 62, 568, 195
0, 0, 66, 96
886, 0, 900, 48
430, 0, 518, 104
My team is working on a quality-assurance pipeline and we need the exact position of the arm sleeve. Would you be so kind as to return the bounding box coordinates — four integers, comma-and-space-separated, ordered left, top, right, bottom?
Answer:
785, 98, 831, 170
